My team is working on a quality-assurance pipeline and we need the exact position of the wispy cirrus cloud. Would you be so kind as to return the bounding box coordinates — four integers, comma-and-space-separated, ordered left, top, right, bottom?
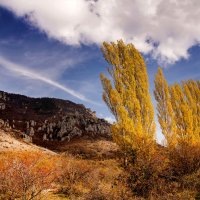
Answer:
0, 56, 99, 105
0, 0, 200, 63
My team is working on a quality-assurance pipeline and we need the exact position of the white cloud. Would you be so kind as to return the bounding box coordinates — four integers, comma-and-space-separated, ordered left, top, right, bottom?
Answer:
0, 56, 99, 105
104, 116, 116, 124
0, 0, 200, 63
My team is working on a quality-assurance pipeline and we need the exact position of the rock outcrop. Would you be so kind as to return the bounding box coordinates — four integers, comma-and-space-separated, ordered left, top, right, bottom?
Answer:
0, 91, 110, 144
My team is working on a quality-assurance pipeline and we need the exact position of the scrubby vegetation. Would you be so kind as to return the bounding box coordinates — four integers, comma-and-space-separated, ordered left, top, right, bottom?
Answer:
0, 151, 60, 200
1, 138, 199, 199
0, 140, 133, 200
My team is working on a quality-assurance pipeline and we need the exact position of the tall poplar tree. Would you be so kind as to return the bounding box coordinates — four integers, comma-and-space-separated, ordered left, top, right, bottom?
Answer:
100, 40, 155, 157
154, 68, 200, 147
170, 83, 194, 144
154, 67, 176, 147
182, 80, 200, 144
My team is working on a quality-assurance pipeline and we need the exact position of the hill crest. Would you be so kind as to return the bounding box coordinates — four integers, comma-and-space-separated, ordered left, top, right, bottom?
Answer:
0, 90, 110, 145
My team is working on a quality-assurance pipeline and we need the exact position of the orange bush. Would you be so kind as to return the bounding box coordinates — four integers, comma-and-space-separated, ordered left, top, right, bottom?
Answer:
0, 151, 60, 200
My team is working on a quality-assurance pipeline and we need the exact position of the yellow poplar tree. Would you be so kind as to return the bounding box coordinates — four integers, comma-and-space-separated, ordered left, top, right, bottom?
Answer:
182, 80, 200, 143
100, 40, 155, 158
154, 68, 200, 147
170, 81, 200, 173
154, 67, 176, 147
170, 83, 194, 145
154, 69, 200, 173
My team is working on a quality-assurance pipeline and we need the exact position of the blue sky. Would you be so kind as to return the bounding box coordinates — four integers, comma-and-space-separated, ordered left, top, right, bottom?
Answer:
0, 1, 199, 143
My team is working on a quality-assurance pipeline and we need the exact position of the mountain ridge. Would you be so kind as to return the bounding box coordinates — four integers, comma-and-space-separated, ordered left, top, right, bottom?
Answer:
0, 90, 111, 146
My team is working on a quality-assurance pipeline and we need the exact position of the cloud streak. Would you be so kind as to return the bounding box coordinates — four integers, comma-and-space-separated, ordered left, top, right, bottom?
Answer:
0, 56, 98, 105
0, 0, 200, 63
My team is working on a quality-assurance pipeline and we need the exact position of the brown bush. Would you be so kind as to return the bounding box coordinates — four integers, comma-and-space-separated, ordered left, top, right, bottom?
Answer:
169, 143, 200, 176
122, 144, 200, 199
0, 151, 60, 200
122, 148, 168, 198
56, 153, 132, 200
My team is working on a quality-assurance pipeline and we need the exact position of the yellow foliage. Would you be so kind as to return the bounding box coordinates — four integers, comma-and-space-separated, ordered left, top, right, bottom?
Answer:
170, 83, 194, 144
154, 68, 200, 174
182, 80, 200, 141
154, 68, 200, 148
100, 40, 156, 158
154, 67, 177, 147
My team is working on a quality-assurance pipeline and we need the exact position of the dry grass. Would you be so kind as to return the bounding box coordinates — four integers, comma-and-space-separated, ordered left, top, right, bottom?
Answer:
1, 134, 199, 200
54, 139, 132, 200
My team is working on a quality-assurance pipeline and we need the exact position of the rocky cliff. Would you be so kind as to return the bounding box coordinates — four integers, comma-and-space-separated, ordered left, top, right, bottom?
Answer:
0, 91, 110, 144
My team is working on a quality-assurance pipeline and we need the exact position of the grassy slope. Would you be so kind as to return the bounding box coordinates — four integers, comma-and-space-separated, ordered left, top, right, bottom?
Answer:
1, 132, 199, 200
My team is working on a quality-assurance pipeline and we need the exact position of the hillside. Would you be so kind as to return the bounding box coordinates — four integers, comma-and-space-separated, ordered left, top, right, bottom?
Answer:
0, 90, 110, 146
0, 127, 126, 200
0, 129, 56, 154
0, 90, 121, 199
